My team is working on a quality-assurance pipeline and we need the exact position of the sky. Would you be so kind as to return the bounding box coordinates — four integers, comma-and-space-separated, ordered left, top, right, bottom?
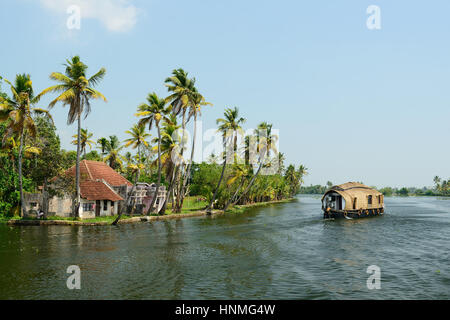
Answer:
1, 0, 449, 188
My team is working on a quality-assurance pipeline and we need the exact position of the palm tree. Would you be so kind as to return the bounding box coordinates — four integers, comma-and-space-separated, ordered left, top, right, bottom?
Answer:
223, 162, 249, 211
136, 92, 169, 214
178, 91, 212, 210
72, 128, 95, 158
37, 56, 107, 217
104, 135, 124, 171
153, 115, 180, 214
207, 107, 245, 214
124, 123, 150, 160
233, 122, 274, 205
0, 74, 52, 217
297, 164, 308, 185
285, 165, 298, 197
97, 137, 108, 161
165, 69, 199, 212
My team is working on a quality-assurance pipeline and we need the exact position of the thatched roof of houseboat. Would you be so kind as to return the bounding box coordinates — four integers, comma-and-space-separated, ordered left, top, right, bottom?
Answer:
322, 182, 383, 210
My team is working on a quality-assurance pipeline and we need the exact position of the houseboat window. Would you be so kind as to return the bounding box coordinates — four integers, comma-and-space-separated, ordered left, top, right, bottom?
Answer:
368, 195, 372, 205
353, 198, 357, 210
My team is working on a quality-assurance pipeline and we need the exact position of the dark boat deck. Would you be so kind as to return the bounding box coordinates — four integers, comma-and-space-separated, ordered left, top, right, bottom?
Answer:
323, 207, 384, 219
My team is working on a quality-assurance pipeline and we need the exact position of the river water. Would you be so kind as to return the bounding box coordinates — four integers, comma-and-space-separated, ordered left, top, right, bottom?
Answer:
0, 195, 449, 299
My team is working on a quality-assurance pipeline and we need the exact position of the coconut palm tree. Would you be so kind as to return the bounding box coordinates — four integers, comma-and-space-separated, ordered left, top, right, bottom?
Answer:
152, 115, 180, 214
297, 164, 308, 185
223, 162, 249, 211
37, 56, 107, 217
233, 122, 274, 205
124, 123, 150, 160
164, 69, 200, 211
72, 128, 95, 158
0, 74, 52, 217
136, 92, 169, 214
97, 137, 108, 161
206, 107, 245, 214
178, 91, 212, 211
104, 135, 124, 171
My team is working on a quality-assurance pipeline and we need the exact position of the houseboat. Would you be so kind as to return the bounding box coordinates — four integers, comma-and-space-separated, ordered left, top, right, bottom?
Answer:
322, 182, 384, 219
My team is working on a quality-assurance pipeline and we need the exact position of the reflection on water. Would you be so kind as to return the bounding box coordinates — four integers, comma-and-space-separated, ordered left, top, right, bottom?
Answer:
0, 195, 449, 299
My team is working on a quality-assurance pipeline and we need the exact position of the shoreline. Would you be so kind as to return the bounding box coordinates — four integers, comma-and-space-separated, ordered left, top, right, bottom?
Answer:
3, 198, 295, 226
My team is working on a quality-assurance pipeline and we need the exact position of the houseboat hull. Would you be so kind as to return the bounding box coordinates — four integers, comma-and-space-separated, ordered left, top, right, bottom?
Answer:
323, 207, 384, 219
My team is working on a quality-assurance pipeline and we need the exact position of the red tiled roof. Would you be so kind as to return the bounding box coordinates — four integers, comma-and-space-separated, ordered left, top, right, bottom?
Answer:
66, 160, 132, 187
80, 180, 124, 201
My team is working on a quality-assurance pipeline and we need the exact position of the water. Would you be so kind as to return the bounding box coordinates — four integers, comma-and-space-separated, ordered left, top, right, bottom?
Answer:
0, 195, 449, 299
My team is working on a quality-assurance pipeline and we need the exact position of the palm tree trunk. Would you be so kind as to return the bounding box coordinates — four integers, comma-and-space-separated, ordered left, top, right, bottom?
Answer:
234, 161, 263, 206
18, 127, 25, 217
179, 113, 197, 210
74, 112, 81, 218
206, 136, 228, 214
223, 176, 245, 212
147, 124, 162, 214
174, 110, 187, 212
112, 183, 137, 225
160, 163, 175, 215
42, 179, 49, 218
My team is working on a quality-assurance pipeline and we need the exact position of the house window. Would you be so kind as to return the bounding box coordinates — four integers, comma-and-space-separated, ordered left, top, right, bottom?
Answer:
30, 202, 37, 208
103, 200, 108, 211
368, 195, 372, 205
83, 203, 94, 212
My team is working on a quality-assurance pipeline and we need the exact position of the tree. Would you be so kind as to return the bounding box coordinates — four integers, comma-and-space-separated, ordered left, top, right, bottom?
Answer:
164, 68, 199, 212
233, 122, 274, 206
72, 128, 95, 158
207, 107, 245, 213
223, 162, 249, 211
157, 115, 181, 214
37, 56, 107, 217
136, 92, 169, 214
178, 91, 212, 211
28, 116, 64, 217
104, 135, 124, 171
97, 137, 108, 161
124, 123, 150, 160
0, 74, 52, 217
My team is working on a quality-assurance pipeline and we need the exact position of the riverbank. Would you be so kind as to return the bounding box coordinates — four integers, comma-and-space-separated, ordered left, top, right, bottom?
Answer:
1, 198, 295, 226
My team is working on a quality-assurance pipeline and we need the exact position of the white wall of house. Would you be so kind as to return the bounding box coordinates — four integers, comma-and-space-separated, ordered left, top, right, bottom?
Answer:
99, 200, 118, 216
80, 199, 95, 219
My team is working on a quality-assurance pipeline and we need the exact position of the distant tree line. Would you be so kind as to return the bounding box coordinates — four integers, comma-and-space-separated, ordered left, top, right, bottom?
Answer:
300, 177, 450, 197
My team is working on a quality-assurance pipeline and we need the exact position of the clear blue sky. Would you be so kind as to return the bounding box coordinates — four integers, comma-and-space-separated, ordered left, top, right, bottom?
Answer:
1, 0, 449, 188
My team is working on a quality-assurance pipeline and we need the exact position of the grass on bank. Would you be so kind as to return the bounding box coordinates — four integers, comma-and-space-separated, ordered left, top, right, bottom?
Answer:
0, 197, 294, 223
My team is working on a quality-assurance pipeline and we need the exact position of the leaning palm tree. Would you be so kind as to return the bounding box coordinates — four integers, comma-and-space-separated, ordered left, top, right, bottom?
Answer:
206, 107, 245, 214
123, 123, 150, 160
97, 137, 108, 161
37, 56, 107, 217
136, 92, 169, 214
223, 162, 249, 212
0, 74, 52, 217
72, 128, 95, 158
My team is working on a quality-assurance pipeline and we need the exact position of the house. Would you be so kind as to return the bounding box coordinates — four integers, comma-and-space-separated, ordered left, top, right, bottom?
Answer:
322, 182, 384, 219
24, 160, 166, 219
